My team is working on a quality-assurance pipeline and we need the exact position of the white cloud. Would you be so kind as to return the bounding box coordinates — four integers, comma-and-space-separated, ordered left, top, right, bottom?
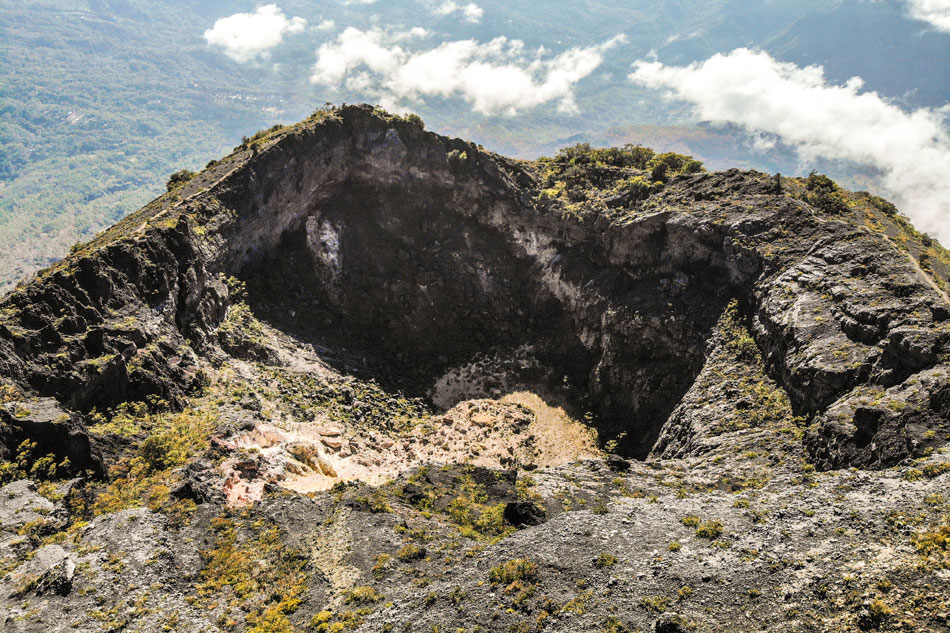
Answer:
463, 4, 484, 22
629, 48, 950, 242
434, 1, 459, 14
312, 28, 624, 116
749, 131, 778, 153
311, 27, 419, 87
904, 0, 950, 30
430, 1, 484, 23
316, 19, 336, 31
395, 27, 431, 41
204, 4, 306, 63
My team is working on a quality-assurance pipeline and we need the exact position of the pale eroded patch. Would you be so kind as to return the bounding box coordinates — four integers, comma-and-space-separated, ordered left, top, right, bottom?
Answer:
218, 391, 600, 504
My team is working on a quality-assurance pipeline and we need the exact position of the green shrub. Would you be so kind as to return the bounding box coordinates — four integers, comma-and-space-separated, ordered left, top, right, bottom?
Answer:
554, 143, 596, 165
618, 144, 656, 168
803, 171, 849, 213
616, 176, 658, 200
922, 462, 950, 478
913, 518, 950, 566
165, 169, 196, 191
552, 143, 659, 169
345, 586, 382, 604
696, 520, 724, 539
638, 595, 669, 612
867, 193, 898, 216
396, 543, 426, 562
489, 558, 538, 585
404, 113, 425, 129
0, 439, 68, 485
648, 152, 704, 182
224, 275, 248, 302
806, 171, 837, 192
602, 616, 634, 632
138, 434, 175, 473
593, 553, 617, 568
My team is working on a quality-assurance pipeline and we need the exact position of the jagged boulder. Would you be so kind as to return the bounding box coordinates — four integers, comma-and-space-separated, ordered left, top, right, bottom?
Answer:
0, 398, 103, 475
3, 545, 75, 598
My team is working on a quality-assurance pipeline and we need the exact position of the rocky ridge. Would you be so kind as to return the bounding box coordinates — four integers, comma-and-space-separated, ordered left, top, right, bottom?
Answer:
0, 105, 948, 632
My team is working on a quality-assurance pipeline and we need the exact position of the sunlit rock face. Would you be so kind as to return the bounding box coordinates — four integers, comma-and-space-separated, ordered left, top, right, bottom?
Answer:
2, 105, 949, 467
1, 105, 949, 633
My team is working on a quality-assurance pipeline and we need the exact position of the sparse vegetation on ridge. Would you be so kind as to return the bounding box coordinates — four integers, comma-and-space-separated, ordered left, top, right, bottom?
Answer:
533, 142, 704, 221
1, 104, 949, 633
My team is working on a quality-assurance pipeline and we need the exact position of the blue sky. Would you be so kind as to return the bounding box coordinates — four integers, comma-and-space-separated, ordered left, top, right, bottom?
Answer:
201, 1, 950, 240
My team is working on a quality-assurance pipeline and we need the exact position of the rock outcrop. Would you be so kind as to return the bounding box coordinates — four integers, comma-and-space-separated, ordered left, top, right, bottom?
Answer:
2, 105, 948, 466
0, 105, 948, 632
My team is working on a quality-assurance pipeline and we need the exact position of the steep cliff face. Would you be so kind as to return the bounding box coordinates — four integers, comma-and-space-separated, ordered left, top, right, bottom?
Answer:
1, 105, 949, 633
2, 105, 947, 467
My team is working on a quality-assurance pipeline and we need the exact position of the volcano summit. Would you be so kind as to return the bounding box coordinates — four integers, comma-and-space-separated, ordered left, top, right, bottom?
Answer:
1, 105, 949, 632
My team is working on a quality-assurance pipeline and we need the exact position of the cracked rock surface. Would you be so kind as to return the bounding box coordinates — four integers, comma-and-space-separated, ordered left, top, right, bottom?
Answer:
0, 105, 949, 632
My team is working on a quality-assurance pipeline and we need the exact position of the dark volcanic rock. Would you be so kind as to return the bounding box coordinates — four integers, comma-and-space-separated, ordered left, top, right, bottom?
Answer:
504, 501, 547, 527
4, 545, 75, 599
0, 398, 103, 476
654, 613, 690, 633
1, 105, 949, 633
2, 105, 946, 467
606, 453, 631, 471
